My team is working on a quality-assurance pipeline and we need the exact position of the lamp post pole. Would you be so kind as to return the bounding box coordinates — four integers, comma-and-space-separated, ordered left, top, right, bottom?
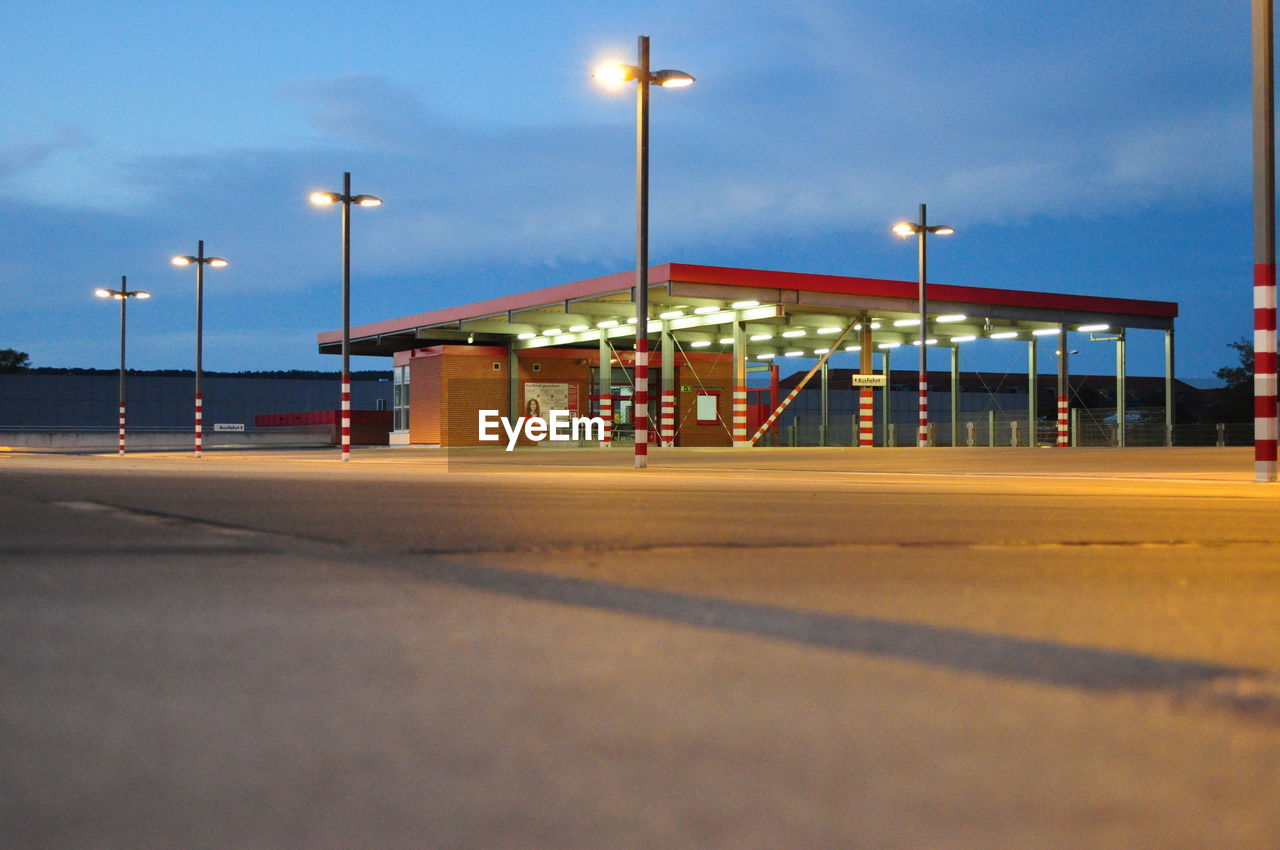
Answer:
917, 203, 929, 448
593, 38, 693, 468
310, 173, 381, 462
1254, 0, 1277, 482
172, 242, 227, 457
634, 35, 652, 469
118, 276, 128, 456
95, 277, 150, 455
893, 207, 952, 448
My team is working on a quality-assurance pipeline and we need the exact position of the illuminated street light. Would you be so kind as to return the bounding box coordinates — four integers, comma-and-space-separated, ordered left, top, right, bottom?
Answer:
310, 172, 382, 462
594, 35, 695, 469
171, 241, 228, 458
893, 205, 954, 447
95, 276, 150, 455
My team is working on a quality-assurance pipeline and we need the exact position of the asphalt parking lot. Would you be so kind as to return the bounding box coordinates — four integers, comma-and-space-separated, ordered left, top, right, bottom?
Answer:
2, 445, 1279, 848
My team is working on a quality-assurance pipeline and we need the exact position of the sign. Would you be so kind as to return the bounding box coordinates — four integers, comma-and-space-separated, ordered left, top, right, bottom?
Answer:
850, 374, 887, 387
212, 423, 245, 432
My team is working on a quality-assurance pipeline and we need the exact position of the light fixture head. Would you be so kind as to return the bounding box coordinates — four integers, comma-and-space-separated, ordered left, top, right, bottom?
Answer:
568, 325, 590, 333
135, 291, 151, 299
94, 288, 112, 298
892, 222, 918, 237
689, 340, 711, 348
935, 314, 966, 323
207, 257, 229, 268
171, 256, 195, 266
989, 331, 1019, 339
654, 69, 695, 88
1032, 327, 1061, 336
309, 191, 341, 206
593, 64, 639, 86
353, 194, 382, 207
749, 334, 773, 342
1077, 323, 1110, 332
781, 330, 806, 338
931, 225, 955, 236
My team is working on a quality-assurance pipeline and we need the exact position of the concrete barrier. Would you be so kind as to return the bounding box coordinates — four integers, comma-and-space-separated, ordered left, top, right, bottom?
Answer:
0, 427, 334, 451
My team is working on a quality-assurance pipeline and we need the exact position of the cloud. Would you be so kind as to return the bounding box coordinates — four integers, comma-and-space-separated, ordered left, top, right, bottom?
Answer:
0, 127, 89, 180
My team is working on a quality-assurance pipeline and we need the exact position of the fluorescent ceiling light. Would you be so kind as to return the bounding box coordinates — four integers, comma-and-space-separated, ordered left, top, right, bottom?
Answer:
731, 300, 759, 309
817, 327, 841, 334
597, 320, 619, 328
845, 345, 861, 352
568, 325, 589, 333
950, 335, 976, 343
878, 342, 901, 349
784, 350, 804, 357
693, 306, 720, 315
542, 328, 561, 336
658, 310, 684, 319
517, 332, 537, 340
781, 330, 806, 338
1077, 323, 1110, 332
813, 348, 829, 355
936, 314, 966, 323
689, 340, 711, 348
1032, 327, 1060, 336
750, 334, 773, 341
757, 352, 775, 359
989, 331, 1019, 339
893, 318, 920, 327
718, 337, 733, 345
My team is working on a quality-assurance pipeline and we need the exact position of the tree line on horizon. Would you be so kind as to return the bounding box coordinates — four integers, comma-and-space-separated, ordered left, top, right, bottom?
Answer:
0, 349, 388, 380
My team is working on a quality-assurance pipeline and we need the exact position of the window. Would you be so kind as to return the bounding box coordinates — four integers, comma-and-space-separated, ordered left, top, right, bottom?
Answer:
392, 365, 409, 432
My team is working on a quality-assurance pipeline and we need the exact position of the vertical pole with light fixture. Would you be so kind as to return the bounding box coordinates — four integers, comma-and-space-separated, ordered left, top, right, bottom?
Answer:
172, 241, 228, 457
95, 277, 150, 455
310, 173, 382, 462
633, 36, 652, 467
594, 37, 694, 467
892, 206, 953, 448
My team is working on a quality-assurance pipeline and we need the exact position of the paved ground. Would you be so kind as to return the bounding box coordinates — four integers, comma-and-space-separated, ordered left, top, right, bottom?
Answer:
2, 446, 1280, 848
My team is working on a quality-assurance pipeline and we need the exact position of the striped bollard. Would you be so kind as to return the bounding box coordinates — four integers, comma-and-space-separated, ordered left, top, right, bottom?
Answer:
634, 343, 648, 467
341, 374, 351, 462
732, 386, 748, 447
859, 388, 874, 447
1057, 396, 1069, 447
917, 373, 929, 447
596, 395, 613, 447
194, 393, 203, 457
660, 390, 675, 447
118, 404, 126, 455
1257, 263, 1278, 478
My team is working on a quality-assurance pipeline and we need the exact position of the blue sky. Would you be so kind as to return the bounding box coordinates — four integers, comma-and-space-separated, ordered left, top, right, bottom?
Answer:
0, 0, 1253, 382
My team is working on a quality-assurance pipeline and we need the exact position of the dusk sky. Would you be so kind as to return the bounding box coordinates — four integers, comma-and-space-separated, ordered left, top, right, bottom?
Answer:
0, 0, 1251, 382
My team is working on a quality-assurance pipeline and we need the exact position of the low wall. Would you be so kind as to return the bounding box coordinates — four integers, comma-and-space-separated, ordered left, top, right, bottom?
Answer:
0, 426, 335, 451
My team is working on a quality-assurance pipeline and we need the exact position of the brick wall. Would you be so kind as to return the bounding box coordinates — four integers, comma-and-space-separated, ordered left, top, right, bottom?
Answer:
675, 358, 733, 447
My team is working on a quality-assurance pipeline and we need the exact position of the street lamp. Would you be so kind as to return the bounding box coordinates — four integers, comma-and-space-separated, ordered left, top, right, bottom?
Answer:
310, 172, 382, 462
594, 36, 694, 469
95, 277, 151, 455
893, 204, 954, 447
172, 241, 228, 458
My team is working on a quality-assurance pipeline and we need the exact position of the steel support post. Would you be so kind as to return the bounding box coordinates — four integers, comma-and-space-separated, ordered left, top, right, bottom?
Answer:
732, 319, 748, 447
819, 359, 829, 446
949, 344, 959, 446
660, 321, 675, 447
597, 333, 612, 447
859, 323, 874, 447
1117, 330, 1127, 448
1056, 324, 1069, 447
1165, 327, 1176, 447
881, 347, 892, 445
1027, 336, 1037, 447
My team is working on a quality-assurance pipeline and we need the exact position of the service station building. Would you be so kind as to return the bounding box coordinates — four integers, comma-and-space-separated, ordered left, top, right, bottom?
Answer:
316, 263, 1178, 449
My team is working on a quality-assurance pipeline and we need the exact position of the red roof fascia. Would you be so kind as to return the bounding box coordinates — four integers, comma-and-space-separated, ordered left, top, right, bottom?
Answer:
319, 267, 660, 344
661, 263, 1178, 319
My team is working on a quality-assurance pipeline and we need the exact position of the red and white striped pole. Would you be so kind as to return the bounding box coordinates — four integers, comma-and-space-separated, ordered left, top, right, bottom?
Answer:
341, 373, 352, 462
194, 393, 203, 456
1254, 0, 1277, 481
917, 373, 930, 447
660, 388, 675, 446
634, 341, 649, 467
859, 388, 874, 447
1057, 395, 1070, 447
598, 394, 613, 446
732, 385, 748, 445
118, 404, 126, 455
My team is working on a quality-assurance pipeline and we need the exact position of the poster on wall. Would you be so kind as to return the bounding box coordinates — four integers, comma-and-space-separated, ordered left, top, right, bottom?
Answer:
522, 382, 579, 419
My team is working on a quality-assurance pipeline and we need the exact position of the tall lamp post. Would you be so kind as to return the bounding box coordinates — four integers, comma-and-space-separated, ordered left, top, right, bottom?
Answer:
94, 277, 150, 455
310, 173, 382, 462
172, 241, 228, 458
594, 36, 694, 469
893, 205, 954, 447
